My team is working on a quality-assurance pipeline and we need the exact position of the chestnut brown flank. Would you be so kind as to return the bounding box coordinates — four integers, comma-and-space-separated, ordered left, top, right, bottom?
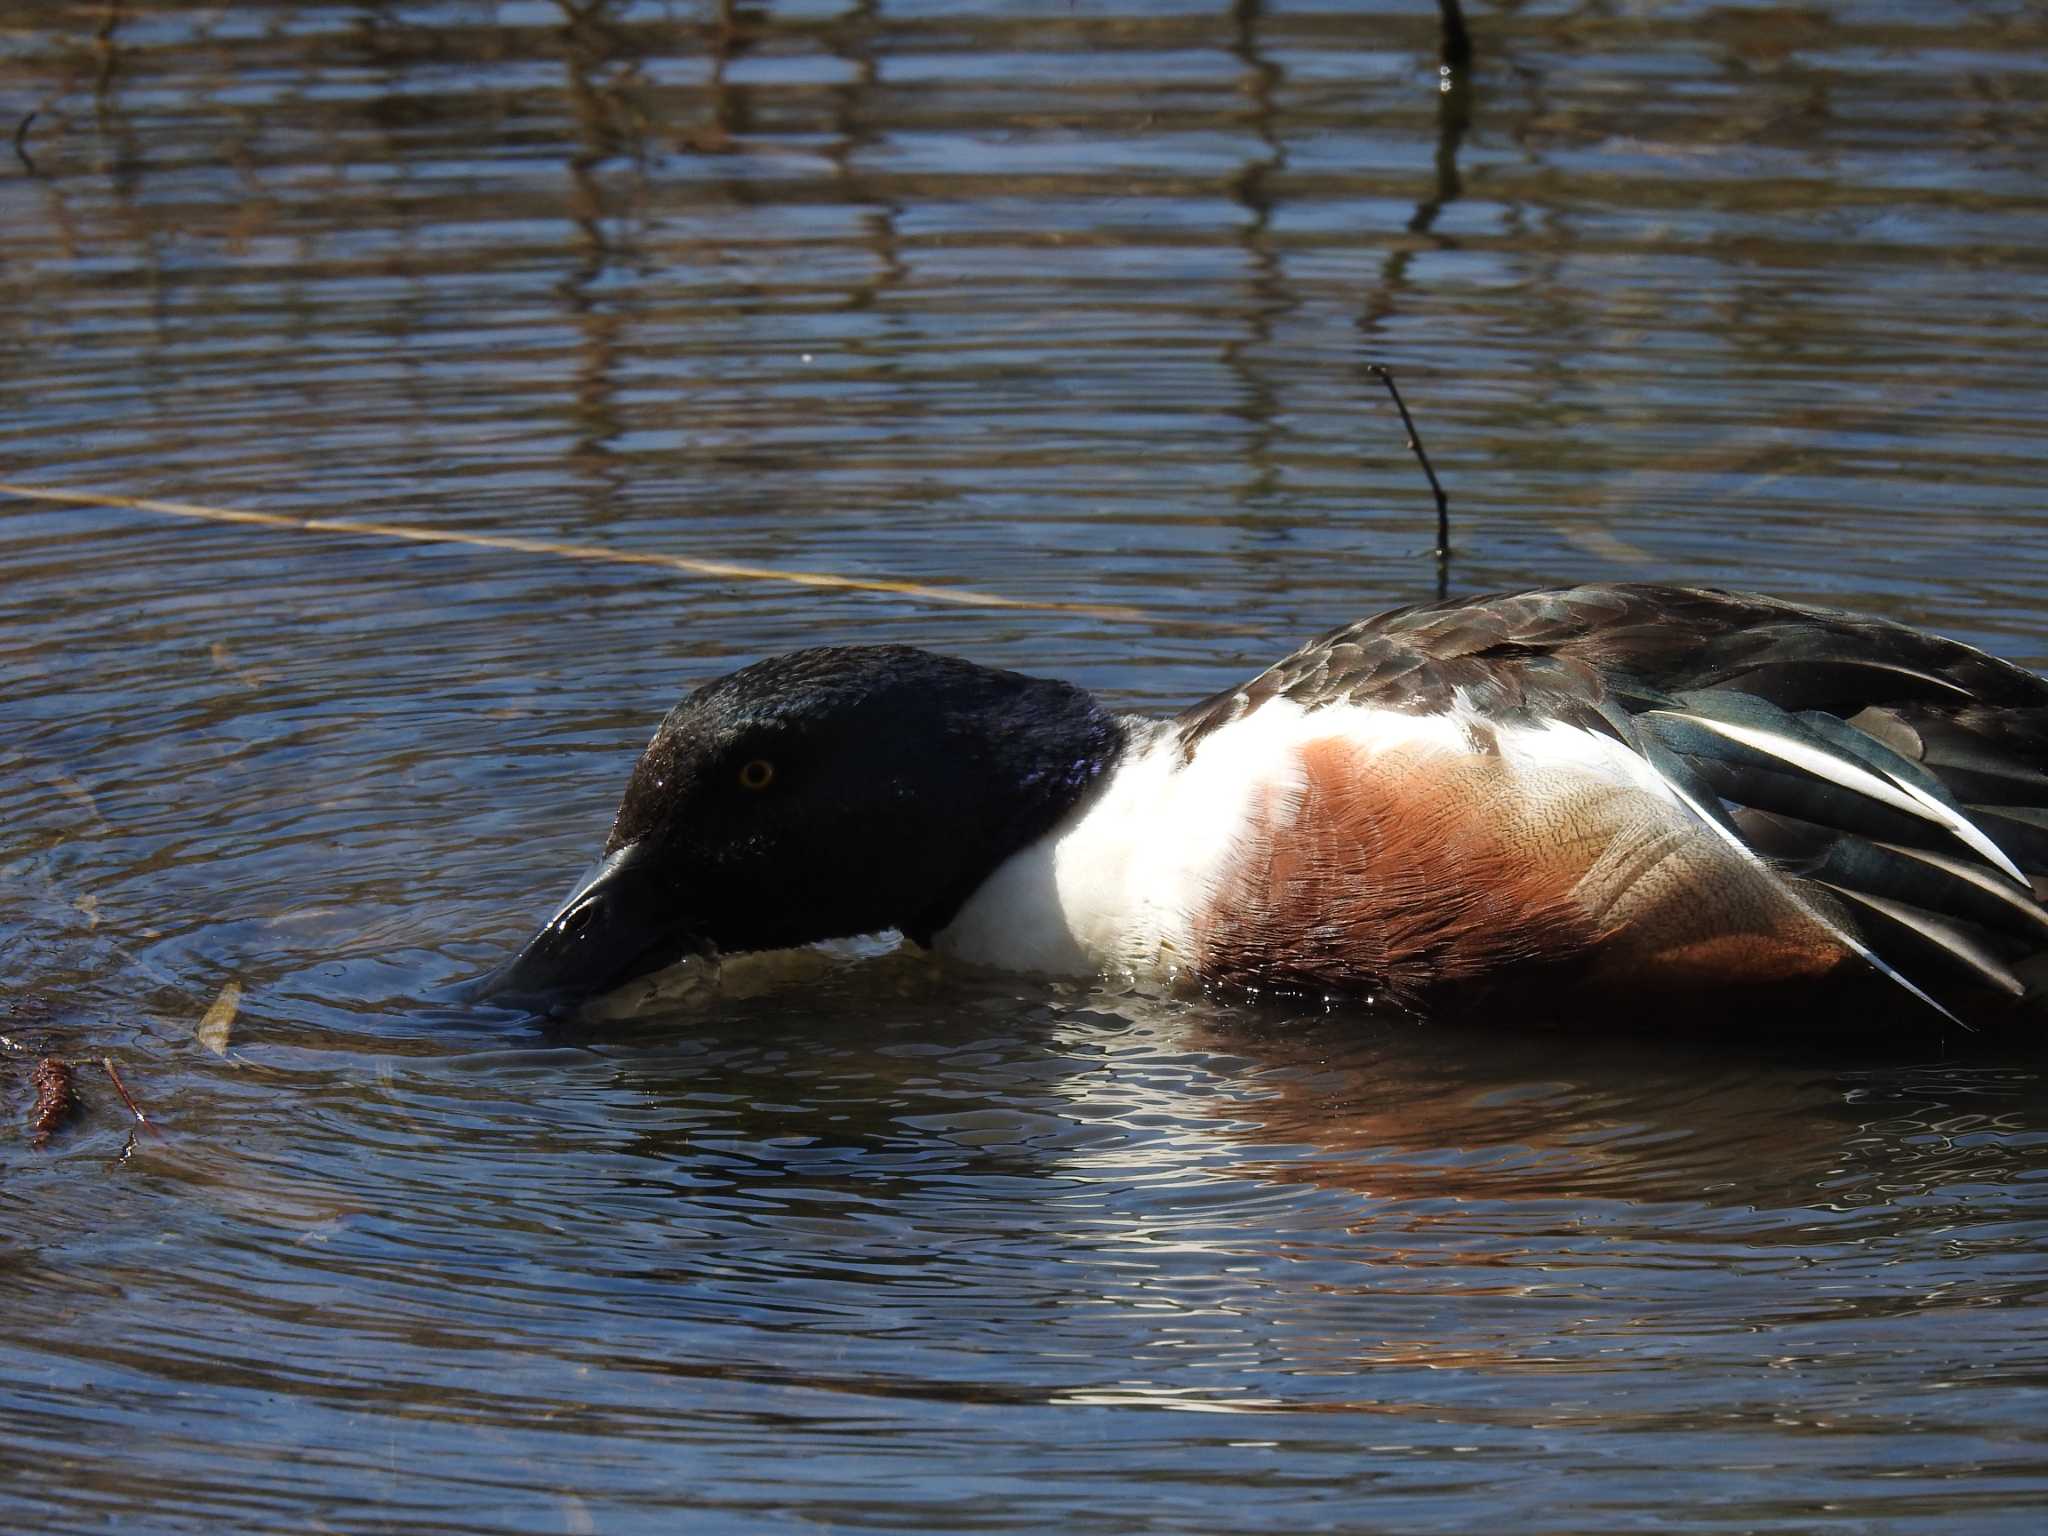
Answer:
1192, 737, 1605, 1008
1191, 735, 1857, 1013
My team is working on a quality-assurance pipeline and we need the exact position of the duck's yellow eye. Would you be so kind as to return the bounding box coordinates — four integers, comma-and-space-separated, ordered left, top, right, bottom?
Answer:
737, 758, 775, 792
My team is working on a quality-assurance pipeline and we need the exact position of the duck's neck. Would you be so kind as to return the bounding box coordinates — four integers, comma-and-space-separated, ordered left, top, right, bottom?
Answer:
895, 678, 1136, 949
932, 717, 1206, 978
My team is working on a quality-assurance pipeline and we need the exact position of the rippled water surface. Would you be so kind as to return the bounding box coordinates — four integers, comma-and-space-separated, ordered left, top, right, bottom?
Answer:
5, 2, 2048, 1530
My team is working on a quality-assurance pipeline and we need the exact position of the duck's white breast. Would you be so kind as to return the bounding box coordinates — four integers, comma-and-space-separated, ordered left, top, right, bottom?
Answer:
933, 698, 1590, 981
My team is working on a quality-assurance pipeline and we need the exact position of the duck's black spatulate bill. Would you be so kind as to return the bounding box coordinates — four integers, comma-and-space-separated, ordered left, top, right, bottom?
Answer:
470, 841, 705, 1014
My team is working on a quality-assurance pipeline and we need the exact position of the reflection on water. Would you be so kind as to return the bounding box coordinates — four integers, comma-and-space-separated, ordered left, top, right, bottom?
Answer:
9, 987, 2047, 1530
4, 1, 2048, 1530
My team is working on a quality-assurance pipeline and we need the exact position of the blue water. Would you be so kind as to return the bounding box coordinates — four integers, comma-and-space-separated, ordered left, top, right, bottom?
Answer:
4, 2, 2048, 1530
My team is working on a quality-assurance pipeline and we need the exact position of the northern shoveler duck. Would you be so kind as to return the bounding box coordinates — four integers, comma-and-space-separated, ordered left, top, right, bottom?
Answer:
480, 584, 2048, 1029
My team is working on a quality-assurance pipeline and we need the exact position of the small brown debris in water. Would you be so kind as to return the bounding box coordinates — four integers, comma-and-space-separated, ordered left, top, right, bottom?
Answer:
102, 1057, 160, 1135
30, 1058, 75, 1148
208, 640, 277, 689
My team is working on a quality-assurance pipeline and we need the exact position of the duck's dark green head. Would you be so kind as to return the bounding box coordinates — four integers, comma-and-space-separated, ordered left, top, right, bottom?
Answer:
476, 645, 1125, 1014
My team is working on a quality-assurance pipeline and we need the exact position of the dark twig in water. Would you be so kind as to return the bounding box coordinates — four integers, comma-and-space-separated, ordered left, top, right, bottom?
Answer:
13, 111, 35, 172
102, 1056, 159, 1135
1437, 0, 1472, 71
30, 1058, 75, 1148
1368, 365, 1452, 576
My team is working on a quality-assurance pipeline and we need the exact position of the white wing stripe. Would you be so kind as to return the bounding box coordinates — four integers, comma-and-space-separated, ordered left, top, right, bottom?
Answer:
1665, 711, 2029, 889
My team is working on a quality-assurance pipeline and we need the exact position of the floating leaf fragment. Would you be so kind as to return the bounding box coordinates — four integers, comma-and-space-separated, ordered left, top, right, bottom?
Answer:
29, 1058, 75, 1148
47, 771, 110, 833
196, 979, 241, 1056
208, 639, 277, 689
